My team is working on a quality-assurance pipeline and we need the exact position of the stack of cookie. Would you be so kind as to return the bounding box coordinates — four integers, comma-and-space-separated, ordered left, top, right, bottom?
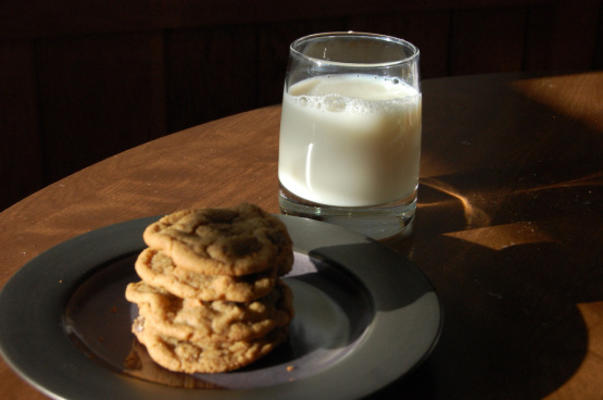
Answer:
125, 203, 294, 374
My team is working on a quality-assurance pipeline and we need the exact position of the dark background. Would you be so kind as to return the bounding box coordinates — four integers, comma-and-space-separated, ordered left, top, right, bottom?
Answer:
1, 0, 601, 211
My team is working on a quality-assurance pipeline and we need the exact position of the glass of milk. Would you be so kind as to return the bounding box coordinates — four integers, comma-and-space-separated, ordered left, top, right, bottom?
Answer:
278, 32, 421, 239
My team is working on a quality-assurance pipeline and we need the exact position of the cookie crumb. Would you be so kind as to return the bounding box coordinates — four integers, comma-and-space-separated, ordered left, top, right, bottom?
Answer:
58, 279, 63, 284
123, 350, 142, 370
286, 365, 295, 372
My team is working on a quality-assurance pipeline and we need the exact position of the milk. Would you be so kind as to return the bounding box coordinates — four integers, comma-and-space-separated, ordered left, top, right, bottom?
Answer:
278, 74, 422, 207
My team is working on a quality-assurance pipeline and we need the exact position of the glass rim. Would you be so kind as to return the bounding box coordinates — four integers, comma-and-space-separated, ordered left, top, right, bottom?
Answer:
289, 31, 420, 68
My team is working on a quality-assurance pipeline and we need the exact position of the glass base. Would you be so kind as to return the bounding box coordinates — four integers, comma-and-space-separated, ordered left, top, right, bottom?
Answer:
278, 185, 416, 240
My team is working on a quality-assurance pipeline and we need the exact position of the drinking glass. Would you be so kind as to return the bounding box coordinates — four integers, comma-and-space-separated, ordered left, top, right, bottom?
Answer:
278, 32, 421, 239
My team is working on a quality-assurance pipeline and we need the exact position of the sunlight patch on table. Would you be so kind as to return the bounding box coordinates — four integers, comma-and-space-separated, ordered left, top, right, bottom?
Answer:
512, 72, 603, 133
443, 221, 554, 250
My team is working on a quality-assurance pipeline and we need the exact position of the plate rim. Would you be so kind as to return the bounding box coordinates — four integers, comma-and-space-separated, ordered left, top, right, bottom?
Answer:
0, 215, 442, 400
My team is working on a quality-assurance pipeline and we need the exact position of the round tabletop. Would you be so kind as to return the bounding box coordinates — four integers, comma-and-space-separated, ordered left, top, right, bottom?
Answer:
1, 71, 602, 399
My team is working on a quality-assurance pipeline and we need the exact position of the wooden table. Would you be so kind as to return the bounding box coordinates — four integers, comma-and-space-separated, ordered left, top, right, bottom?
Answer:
1, 72, 601, 399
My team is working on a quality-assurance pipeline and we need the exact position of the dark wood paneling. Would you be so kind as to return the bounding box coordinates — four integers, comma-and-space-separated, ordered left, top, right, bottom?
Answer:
0, 41, 43, 210
525, 1, 601, 72
347, 11, 451, 78
165, 26, 257, 133
545, 0, 600, 71
450, 7, 528, 75
524, 5, 556, 72
36, 32, 165, 181
597, 2, 603, 69
0, 0, 548, 39
256, 19, 347, 108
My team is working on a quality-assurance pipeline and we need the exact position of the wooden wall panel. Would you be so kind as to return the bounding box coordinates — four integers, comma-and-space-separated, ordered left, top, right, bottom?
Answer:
524, 5, 556, 72
547, 0, 600, 71
525, 0, 601, 73
450, 7, 527, 75
597, 3, 603, 70
0, 0, 547, 39
0, 41, 43, 210
256, 18, 347, 107
165, 26, 257, 133
347, 11, 451, 78
36, 33, 165, 182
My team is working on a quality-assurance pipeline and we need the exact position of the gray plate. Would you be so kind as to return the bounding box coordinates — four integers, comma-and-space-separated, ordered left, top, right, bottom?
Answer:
0, 215, 441, 400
